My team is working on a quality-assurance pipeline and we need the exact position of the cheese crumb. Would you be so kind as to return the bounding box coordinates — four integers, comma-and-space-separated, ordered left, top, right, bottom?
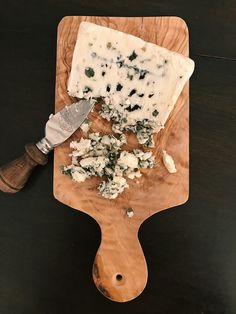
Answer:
162, 150, 177, 173
127, 208, 134, 218
70, 138, 91, 156
118, 151, 139, 168
80, 120, 90, 134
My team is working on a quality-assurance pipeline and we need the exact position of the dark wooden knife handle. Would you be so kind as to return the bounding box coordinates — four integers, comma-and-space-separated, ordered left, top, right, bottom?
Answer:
0, 143, 48, 193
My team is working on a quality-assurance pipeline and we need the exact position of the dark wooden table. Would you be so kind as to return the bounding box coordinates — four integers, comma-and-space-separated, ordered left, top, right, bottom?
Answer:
0, 1, 235, 313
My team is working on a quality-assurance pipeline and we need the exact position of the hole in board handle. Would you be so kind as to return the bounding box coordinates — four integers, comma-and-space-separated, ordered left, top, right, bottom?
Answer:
116, 274, 123, 281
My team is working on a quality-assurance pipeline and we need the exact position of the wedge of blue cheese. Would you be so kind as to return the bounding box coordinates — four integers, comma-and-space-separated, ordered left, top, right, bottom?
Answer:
61, 133, 155, 199
68, 22, 195, 146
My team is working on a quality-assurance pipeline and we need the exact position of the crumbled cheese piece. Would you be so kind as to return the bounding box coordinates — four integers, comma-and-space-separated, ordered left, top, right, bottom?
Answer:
118, 151, 139, 168
126, 208, 134, 218
162, 150, 177, 173
101, 135, 111, 145
71, 167, 89, 182
127, 170, 142, 179
71, 155, 79, 165
80, 156, 108, 174
80, 119, 90, 134
98, 177, 128, 199
100, 105, 157, 146
61, 133, 155, 199
70, 138, 91, 156
142, 152, 153, 160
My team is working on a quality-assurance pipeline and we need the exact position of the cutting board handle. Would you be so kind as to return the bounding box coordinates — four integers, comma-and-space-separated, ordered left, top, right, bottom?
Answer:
92, 221, 148, 302
0, 143, 48, 193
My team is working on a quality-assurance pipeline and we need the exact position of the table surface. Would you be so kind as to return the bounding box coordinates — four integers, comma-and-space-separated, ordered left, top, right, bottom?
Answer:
0, 1, 235, 313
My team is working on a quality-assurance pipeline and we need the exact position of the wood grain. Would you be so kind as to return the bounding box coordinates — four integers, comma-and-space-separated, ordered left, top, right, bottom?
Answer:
0, 143, 48, 193
53, 16, 189, 302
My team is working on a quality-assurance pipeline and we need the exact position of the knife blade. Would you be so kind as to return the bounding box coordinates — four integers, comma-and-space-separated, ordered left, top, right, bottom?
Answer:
36, 99, 96, 154
0, 99, 96, 193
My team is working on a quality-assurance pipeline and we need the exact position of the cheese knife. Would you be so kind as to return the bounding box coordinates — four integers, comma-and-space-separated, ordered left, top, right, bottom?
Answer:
0, 99, 96, 193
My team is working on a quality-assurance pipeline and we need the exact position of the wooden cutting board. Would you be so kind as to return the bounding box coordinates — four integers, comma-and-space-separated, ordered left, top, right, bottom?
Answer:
54, 16, 190, 302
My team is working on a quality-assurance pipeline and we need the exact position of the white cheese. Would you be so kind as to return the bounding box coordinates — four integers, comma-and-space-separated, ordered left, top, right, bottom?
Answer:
80, 120, 90, 134
80, 156, 108, 172
70, 138, 91, 156
98, 176, 128, 199
118, 151, 139, 168
162, 150, 177, 173
61, 133, 155, 199
71, 166, 89, 182
68, 22, 194, 137
127, 170, 142, 179
71, 155, 79, 165
141, 152, 153, 160
127, 208, 134, 218
101, 135, 111, 145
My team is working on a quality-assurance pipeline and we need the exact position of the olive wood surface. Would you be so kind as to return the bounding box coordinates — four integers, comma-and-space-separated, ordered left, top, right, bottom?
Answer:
54, 16, 190, 302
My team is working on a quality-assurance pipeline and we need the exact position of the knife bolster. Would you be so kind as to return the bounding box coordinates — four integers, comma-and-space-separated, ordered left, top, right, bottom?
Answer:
0, 143, 48, 193
36, 138, 54, 154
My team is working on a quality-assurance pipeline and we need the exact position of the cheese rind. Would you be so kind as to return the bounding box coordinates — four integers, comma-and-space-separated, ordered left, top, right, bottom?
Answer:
68, 22, 194, 133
